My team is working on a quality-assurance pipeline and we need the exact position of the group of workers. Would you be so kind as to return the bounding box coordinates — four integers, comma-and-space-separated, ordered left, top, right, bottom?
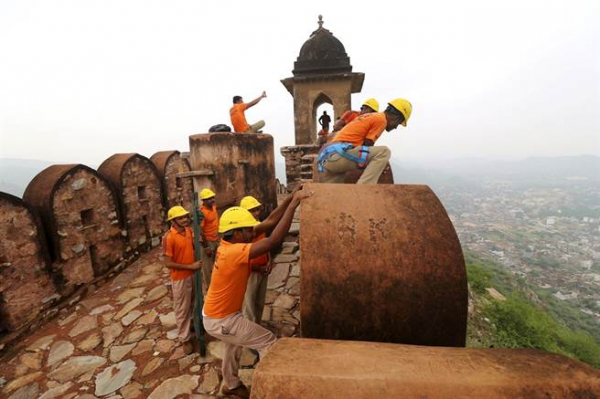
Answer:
171, 93, 412, 397
163, 186, 312, 398
228, 90, 413, 185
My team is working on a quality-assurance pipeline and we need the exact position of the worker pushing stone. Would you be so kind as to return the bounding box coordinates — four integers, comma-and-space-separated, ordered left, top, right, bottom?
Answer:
203, 187, 313, 398
318, 98, 412, 184
230, 91, 267, 133
240, 190, 302, 326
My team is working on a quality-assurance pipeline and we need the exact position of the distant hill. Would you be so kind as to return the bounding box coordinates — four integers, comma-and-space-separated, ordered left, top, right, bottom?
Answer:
0, 158, 53, 197
391, 155, 600, 189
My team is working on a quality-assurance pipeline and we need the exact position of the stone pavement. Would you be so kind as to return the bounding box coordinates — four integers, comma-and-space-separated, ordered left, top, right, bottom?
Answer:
0, 219, 301, 399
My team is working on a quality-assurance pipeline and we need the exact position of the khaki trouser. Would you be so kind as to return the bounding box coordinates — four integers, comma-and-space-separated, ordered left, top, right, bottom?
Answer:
202, 240, 219, 294
204, 311, 277, 390
242, 271, 268, 324
321, 145, 391, 184
172, 276, 193, 343
246, 120, 265, 133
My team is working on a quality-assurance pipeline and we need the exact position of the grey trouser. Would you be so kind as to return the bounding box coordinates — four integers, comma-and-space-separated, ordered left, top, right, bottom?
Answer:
172, 276, 193, 342
242, 271, 268, 324
247, 120, 265, 133
204, 312, 277, 390
321, 145, 391, 184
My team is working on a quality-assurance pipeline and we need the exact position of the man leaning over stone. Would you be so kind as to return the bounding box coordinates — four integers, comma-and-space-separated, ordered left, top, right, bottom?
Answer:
203, 188, 313, 398
162, 206, 202, 355
318, 98, 412, 185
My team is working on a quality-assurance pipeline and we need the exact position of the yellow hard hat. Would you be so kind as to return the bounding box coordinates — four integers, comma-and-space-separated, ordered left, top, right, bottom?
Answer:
388, 98, 412, 126
167, 205, 189, 221
240, 196, 262, 211
200, 188, 216, 200
219, 206, 260, 234
362, 98, 379, 112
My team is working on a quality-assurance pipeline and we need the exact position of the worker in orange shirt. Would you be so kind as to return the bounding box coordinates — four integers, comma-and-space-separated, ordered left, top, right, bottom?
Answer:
199, 188, 219, 289
239, 191, 299, 325
163, 206, 202, 355
331, 98, 380, 133
230, 91, 267, 133
203, 188, 313, 399
318, 98, 412, 185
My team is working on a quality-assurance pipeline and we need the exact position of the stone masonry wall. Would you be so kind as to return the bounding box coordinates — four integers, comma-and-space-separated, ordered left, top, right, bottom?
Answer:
52, 169, 124, 286
280, 145, 320, 191
189, 134, 278, 217
0, 195, 56, 333
261, 204, 301, 337
121, 157, 165, 250
164, 154, 194, 211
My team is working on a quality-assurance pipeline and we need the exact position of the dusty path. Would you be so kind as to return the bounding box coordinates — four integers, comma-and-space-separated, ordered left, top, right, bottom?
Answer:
0, 248, 259, 398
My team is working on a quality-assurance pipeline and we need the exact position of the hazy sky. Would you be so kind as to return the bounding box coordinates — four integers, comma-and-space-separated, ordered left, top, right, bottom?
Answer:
0, 0, 599, 168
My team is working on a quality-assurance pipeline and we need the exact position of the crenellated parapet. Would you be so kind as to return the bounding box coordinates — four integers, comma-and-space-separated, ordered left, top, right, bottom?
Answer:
98, 154, 166, 251
23, 164, 125, 292
150, 150, 194, 212
0, 139, 279, 340
0, 192, 56, 333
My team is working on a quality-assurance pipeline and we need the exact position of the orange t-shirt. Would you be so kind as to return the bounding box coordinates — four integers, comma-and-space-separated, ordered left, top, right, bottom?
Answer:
332, 112, 387, 146
250, 233, 268, 267
203, 240, 252, 318
201, 205, 219, 242
163, 226, 195, 281
230, 103, 249, 133
341, 110, 360, 124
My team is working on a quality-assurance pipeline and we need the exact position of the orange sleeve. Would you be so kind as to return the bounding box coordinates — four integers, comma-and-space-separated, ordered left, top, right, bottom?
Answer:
241, 103, 249, 111
341, 111, 352, 124
163, 233, 175, 258
200, 209, 207, 231
365, 115, 387, 143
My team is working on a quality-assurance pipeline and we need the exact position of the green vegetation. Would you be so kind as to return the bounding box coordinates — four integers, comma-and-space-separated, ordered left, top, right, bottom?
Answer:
523, 256, 560, 269
484, 295, 600, 367
535, 289, 600, 342
465, 251, 600, 369
466, 263, 492, 295
464, 251, 517, 295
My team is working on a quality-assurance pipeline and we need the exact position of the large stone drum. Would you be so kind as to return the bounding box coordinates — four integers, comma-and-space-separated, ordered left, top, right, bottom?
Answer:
300, 183, 468, 347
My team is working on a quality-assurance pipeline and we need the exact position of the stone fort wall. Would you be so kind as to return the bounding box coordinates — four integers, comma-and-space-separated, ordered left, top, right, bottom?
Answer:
0, 137, 280, 343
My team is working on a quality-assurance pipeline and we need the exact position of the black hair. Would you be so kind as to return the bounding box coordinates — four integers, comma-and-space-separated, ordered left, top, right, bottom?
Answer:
385, 105, 405, 124
233, 96, 242, 104
222, 230, 234, 240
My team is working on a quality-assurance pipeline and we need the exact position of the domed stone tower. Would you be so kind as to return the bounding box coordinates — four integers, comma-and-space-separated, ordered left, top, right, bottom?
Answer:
282, 16, 365, 145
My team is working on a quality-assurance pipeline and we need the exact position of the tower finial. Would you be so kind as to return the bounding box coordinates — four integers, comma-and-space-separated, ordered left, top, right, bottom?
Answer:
318, 15, 323, 29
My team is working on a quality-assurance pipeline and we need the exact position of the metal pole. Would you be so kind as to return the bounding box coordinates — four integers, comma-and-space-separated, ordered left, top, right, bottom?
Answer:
191, 193, 207, 356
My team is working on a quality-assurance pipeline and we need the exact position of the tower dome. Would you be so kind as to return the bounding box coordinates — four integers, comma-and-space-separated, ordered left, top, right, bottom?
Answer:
293, 15, 352, 75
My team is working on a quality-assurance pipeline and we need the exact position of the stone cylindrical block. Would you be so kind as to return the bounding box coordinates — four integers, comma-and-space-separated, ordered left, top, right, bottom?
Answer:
299, 183, 467, 347
252, 338, 600, 398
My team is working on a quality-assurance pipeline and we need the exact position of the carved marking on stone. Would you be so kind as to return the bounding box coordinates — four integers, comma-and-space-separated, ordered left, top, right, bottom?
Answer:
368, 218, 388, 242
337, 213, 356, 244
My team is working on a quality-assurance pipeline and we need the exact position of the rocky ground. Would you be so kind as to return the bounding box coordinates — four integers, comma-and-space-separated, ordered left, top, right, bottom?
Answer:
0, 218, 301, 399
